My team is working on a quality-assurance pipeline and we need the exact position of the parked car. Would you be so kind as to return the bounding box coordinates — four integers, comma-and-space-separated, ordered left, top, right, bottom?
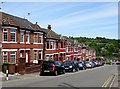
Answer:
94, 61, 99, 67
40, 60, 65, 76
90, 61, 97, 68
85, 61, 92, 68
78, 61, 86, 70
62, 60, 79, 72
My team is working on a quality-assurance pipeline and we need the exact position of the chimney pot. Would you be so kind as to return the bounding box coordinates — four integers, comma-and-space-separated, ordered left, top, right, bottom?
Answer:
36, 22, 38, 24
48, 25, 51, 30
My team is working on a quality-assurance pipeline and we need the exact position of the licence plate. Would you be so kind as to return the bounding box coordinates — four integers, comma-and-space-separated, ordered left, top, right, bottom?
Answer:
65, 68, 69, 69
44, 70, 50, 72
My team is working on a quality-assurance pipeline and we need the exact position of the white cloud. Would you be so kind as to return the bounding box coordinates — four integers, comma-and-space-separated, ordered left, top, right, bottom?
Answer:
50, 3, 117, 28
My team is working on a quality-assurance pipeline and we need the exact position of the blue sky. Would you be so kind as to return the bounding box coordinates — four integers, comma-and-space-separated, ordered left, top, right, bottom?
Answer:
1, 2, 118, 39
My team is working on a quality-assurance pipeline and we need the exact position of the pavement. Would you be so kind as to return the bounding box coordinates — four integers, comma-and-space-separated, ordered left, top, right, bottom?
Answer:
1, 72, 39, 81
1, 65, 119, 88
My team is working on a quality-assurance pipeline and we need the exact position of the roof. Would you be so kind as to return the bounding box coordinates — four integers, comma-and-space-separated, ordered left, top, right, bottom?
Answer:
1, 12, 46, 33
46, 28, 61, 40
63, 36, 74, 43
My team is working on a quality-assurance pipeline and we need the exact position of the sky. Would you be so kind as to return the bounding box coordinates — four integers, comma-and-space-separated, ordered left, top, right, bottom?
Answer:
1, 1, 118, 39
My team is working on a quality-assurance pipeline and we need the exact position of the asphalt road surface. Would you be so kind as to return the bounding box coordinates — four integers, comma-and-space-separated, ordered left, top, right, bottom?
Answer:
2, 65, 118, 87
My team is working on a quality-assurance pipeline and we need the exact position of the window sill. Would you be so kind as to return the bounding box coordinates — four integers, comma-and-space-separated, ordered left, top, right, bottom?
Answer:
2, 42, 17, 44
46, 49, 56, 50
26, 42, 30, 44
33, 43, 43, 44
20, 42, 25, 44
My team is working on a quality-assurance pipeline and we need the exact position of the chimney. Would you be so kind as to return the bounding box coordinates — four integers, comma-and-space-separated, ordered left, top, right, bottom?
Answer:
47, 25, 51, 30
36, 22, 38, 25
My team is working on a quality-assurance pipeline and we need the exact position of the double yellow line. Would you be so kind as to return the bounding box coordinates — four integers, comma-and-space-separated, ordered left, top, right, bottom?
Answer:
102, 75, 113, 87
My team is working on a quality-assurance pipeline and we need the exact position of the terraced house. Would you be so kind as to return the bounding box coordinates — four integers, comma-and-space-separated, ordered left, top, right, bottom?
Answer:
64, 36, 80, 61
1, 12, 96, 68
1, 12, 46, 64
44, 25, 66, 62
0, 22, 2, 71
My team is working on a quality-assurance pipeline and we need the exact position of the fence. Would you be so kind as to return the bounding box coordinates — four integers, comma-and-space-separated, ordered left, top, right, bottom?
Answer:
25, 64, 40, 74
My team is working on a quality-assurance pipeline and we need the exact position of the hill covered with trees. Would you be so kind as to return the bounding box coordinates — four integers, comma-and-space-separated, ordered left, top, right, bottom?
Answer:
71, 37, 120, 58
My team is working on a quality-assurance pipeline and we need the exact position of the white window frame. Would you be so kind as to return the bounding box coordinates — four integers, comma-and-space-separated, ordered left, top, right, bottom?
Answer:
51, 41, 54, 49
10, 51, 16, 64
34, 33, 38, 43
39, 35, 43, 44
10, 29, 16, 42
3, 52, 8, 63
39, 51, 43, 60
20, 30, 24, 43
34, 51, 37, 60
54, 42, 56, 49
66, 46, 68, 52
26, 31, 30, 43
3, 29, 8, 42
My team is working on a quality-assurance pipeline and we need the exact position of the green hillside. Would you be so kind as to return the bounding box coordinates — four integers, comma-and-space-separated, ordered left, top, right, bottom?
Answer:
71, 37, 120, 58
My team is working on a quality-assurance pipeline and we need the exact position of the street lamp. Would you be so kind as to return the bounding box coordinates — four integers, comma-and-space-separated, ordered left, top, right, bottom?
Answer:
0, 2, 4, 11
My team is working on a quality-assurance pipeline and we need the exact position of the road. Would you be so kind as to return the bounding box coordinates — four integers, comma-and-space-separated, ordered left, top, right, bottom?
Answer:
2, 65, 118, 87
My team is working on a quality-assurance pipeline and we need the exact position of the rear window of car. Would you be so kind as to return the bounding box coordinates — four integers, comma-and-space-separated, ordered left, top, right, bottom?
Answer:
63, 61, 73, 65
43, 61, 54, 65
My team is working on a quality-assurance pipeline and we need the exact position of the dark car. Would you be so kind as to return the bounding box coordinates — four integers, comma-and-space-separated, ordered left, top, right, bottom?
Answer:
62, 60, 79, 72
40, 60, 65, 76
78, 61, 86, 70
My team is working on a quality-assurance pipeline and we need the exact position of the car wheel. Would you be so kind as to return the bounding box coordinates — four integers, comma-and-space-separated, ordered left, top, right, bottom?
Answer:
72, 68, 76, 72
54, 70, 58, 76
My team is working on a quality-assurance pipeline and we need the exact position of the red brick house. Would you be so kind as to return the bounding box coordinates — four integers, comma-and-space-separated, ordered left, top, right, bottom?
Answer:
1, 12, 46, 64
88, 48, 96, 61
64, 36, 74, 60
44, 25, 66, 62
0, 20, 2, 71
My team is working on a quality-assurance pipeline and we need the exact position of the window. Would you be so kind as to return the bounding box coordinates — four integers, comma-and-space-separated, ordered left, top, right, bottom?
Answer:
10, 29, 16, 42
54, 42, 56, 49
10, 52, 16, 64
50, 42, 53, 49
26, 32, 29, 43
3, 52, 8, 63
39, 51, 42, 60
34, 33, 38, 43
3, 29, 8, 41
39, 35, 43, 43
66, 46, 68, 52
20, 31, 24, 42
34, 51, 37, 60
46, 41, 49, 49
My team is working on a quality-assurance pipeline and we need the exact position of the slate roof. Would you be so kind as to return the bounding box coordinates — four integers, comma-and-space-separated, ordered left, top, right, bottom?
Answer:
63, 36, 74, 43
46, 29, 61, 40
1, 12, 46, 33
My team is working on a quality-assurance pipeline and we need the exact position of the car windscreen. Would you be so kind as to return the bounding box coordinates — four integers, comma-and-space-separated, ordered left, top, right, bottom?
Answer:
43, 61, 54, 66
